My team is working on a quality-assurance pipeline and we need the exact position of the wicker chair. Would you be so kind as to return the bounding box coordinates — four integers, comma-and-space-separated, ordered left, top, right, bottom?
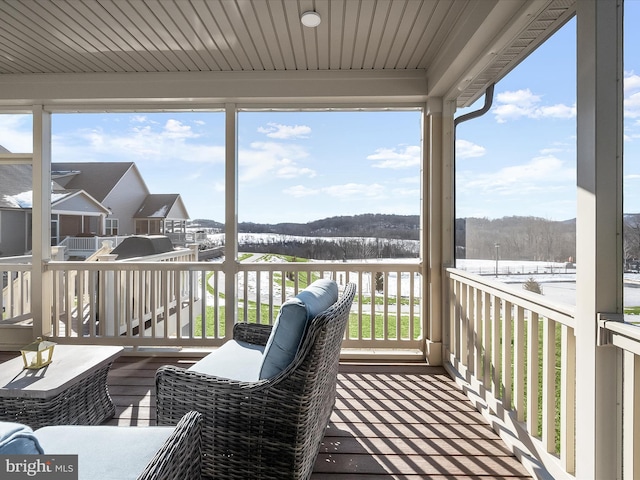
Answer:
33, 410, 202, 480
156, 282, 356, 480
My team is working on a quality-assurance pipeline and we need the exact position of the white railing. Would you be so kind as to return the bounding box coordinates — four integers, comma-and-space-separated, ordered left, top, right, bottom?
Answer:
58, 235, 129, 258
445, 267, 576, 479
237, 262, 423, 351
165, 231, 208, 245
0, 255, 32, 325
37, 258, 423, 351
598, 314, 640, 479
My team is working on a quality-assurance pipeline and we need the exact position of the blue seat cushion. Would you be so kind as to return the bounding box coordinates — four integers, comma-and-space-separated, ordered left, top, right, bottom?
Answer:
0, 422, 43, 454
35, 425, 174, 480
188, 339, 265, 382
259, 279, 338, 379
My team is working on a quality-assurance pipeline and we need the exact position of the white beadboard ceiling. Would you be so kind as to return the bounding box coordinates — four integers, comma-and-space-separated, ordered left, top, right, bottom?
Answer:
0, 0, 575, 107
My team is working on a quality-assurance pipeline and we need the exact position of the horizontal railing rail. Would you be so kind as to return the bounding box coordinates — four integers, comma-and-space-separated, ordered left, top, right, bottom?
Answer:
444, 267, 576, 480
598, 313, 640, 479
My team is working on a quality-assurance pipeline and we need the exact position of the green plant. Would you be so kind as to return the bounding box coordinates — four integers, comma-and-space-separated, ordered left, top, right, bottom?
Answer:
523, 277, 543, 295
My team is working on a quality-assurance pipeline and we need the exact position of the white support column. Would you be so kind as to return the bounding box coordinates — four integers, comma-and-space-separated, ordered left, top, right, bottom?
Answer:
32, 105, 52, 338
224, 103, 238, 337
425, 97, 443, 365
440, 100, 456, 361
575, 1, 623, 478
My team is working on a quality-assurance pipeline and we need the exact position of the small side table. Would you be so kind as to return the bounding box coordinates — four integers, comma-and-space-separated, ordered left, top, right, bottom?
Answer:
0, 345, 123, 428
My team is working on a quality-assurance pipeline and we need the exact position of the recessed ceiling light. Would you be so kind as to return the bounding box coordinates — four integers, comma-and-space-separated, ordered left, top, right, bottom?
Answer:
301, 11, 321, 28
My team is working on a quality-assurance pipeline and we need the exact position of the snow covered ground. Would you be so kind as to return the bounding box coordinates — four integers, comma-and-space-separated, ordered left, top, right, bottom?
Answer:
457, 259, 640, 307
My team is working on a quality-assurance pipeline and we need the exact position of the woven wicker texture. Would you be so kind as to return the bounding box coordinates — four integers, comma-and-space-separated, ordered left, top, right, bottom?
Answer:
138, 410, 202, 480
156, 282, 356, 480
0, 364, 115, 429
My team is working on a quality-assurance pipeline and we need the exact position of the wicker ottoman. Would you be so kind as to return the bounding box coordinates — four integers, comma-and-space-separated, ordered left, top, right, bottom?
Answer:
0, 345, 122, 429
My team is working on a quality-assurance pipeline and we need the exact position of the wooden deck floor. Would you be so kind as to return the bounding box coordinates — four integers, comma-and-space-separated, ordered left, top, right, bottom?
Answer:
102, 356, 532, 479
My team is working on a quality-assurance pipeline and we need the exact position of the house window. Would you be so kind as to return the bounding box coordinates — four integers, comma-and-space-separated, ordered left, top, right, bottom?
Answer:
105, 218, 119, 235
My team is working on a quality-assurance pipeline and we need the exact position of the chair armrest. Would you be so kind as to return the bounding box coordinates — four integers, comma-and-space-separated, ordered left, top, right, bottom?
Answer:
233, 322, 273, 345
155, 365, 270, 424
137, 411, 201, 480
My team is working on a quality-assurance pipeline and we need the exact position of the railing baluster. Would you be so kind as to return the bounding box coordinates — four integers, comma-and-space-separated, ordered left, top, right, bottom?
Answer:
396, 271, 402, 340
503, 301, 513, 408
409, 272, 415, 341
542, 317, 556, 453
473, 287, 482, 379
560, 324, 575, 473
357, 270, 363, 340
460, 281, 468, 364
150, 269, 158, 338
383, 271, 389, 341
255, 270, 262, 325
492, 295, 501, 398
482, 291, 491, 387
527, 311, 540, 436
514, 306, 525, 421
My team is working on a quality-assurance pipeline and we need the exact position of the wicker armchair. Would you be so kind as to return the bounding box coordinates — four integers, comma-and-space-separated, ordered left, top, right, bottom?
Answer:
33, 410, 202, 480
156, 282, 356, 480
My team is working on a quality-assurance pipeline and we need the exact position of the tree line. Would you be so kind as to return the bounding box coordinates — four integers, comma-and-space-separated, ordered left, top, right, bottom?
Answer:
191, 213, 640, 265
239, 236, 419, 260
457, 216, 576, 262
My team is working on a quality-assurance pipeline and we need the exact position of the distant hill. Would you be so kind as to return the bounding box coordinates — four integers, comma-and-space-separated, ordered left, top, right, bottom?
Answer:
190, 214, 420, 240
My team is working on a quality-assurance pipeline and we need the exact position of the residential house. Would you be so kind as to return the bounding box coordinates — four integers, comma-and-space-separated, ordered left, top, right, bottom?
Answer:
0, 151, 109, 256
52, 162, 190, 240
0, 157, 191, 255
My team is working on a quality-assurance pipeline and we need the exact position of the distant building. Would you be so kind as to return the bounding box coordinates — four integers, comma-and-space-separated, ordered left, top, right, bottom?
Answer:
52, 162, 190, 241
0, 148, 190, 256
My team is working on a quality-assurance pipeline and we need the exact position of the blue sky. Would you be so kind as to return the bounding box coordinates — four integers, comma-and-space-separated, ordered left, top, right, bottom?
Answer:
1, 5, 639, 224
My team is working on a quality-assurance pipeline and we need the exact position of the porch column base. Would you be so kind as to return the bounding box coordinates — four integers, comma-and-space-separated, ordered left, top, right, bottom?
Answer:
425, 340, 443, 365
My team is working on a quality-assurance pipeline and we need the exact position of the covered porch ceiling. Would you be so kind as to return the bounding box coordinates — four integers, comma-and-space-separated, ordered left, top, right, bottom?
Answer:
0, 0, 575, 108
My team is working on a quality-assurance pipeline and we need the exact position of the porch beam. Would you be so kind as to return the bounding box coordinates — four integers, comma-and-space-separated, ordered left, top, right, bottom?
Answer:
0, 70, 428, 108
575, 1, 623, 478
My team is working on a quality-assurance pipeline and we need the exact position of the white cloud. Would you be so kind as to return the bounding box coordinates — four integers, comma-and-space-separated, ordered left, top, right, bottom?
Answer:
458, 154, 575, 196
51, 118, 224, 165
456, 139, 486, 159
258, 122, 311, 139
239, 141, 313, 182
0, 114, 32, 153
283, 185, 319, 197
284, 182, 385, 199
367, 145, 420, 168
163, 119, 198, 139
324, 183, 384, 198
493, 88, 576, 123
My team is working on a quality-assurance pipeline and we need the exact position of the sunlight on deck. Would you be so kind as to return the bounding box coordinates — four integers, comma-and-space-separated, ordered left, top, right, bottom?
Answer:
104, 356, 531, 479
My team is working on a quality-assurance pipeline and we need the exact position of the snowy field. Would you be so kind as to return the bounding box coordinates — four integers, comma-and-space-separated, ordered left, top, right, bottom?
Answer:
457, 259, 640, 307
201, 228, 640, 307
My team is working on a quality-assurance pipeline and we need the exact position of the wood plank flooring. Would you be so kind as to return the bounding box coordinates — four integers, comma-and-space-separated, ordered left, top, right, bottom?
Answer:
1, 353, 532, 479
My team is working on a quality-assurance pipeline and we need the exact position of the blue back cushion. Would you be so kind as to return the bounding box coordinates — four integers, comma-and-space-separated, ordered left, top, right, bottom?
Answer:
0, 422, 44, 454
259, 279, 338, 379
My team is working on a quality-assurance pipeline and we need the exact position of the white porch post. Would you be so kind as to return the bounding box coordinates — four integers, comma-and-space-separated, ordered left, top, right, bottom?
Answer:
32, 105, 53, 337
224, 103, 238, 337
575, 1, 623, 479
440, 100, 456, 361
425, 97, 443, 365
